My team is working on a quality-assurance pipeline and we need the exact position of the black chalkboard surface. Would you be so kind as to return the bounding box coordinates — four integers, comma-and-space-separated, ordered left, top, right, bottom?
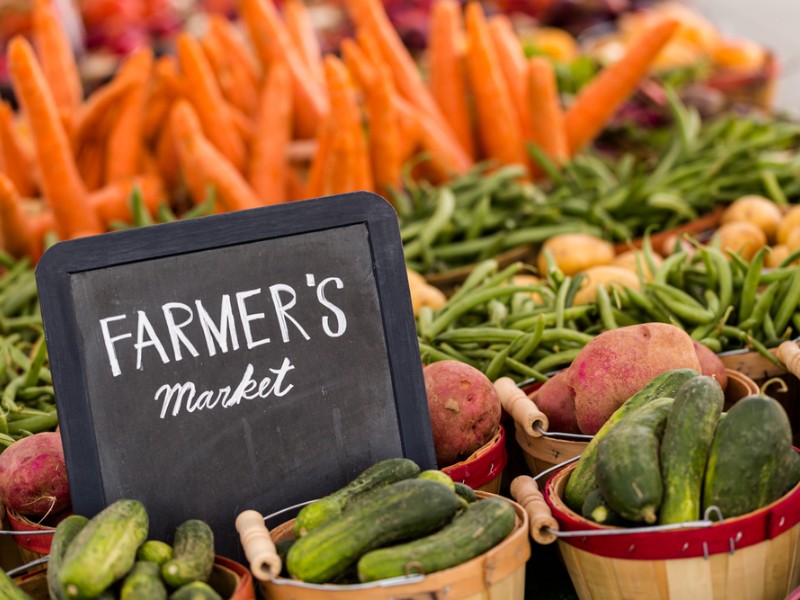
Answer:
36, 191, 436, 559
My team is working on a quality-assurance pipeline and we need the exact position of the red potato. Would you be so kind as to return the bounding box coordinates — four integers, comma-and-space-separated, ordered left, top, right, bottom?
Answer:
423, 360, 502, 467
0, 432, 70, 516
566, 323, 701, 434
534, 370, 579, 434
693, 340, 728, 391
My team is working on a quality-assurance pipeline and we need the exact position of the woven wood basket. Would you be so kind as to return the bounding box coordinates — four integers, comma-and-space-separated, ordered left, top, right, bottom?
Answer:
236, 491, 530, 600
441, 424, 507, 494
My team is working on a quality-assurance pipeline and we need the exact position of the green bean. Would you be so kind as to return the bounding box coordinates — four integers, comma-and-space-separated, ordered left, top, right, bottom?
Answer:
7, 411, 58, 435
1, 277, 37, 317
761, 169, 788, 206
418, 342, 464, 364
512, 316, 545, 361
528, 143, 564, 184
22, 338, 47, 389
417, 306, 435, 340
610, 307, 639, 328
555, 276, 571, 330
595, 285, 617, 331
772, 267, 800, 337
538, 328, 594, 346
465, 195, 491, 241
763, 311, 778, 341
485, 345, 512, 381
448, 260, 499, 304
720, 326, 780, 365
533, 348, 583, 375
653, 250, 689, 285
624, 287, 671, 323
431, 234, 503, 260
501, 222, 603, 248
704, 289, 720, 319
739, 281, 781, 331
698, 337, 722, 353
503, 358, 546, 381
739, 246, 768, 322
427, 285, 534, 337
646, 282, 715, 324
778, 248, 800, 269
16, 386, 54, 401
2, 375, 23, 412
436, 328, 527, 345
511, 306, 595, 330
438, 343, 478, 366
760, 267, 797, 285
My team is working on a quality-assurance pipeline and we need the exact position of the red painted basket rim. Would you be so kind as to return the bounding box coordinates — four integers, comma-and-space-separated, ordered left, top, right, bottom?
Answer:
442, 424, 507, 490
6, 508, 59, 554
544, 456, 800, 561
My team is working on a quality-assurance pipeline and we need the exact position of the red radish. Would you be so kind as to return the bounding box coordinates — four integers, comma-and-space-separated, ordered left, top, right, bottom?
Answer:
0, 432, 70, 516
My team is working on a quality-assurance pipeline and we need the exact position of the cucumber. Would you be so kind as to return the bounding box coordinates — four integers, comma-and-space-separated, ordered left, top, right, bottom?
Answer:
286, 478, 462, 583
120, 561, 167, 600
565, 368, 699, 511
596, 397, 674, 523
47, 515, 89, 600
136, 540, 174, 566
454, 482, 477, 503
162, 520, 215, 588
168, 582, 222, 600
59, 499, 149, 599
294, 457, 420, 536
580, 489, 626, 526
417, 470, 456, 491
703, 394, 795, 519
357, 496, 515, 582
659, 376, 724, 524
0, 569, 33, 600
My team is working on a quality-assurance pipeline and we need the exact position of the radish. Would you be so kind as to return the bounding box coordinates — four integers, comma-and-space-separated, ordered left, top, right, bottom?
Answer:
0, 432, 70, 516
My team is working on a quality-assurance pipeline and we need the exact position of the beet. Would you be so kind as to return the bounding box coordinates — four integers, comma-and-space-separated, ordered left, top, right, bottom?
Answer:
0, 432, 70, 516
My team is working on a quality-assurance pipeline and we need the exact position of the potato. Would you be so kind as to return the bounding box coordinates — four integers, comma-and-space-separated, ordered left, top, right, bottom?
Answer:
534, 371, 579, 433
777, 206, 800, 245
722, 195, 782, 243
566, 323, 701, 434
537, 233, 615, 276
711, 221, 767, 261
423, 361, 502, 467
407, 268, 446, 316
766, 244, 792, 268
573, 265, 641, 305
692, 340, 728, 391
612, 250, 663, 281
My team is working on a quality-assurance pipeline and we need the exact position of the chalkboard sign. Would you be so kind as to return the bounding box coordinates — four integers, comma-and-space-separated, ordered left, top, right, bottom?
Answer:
36, 192, 436, 559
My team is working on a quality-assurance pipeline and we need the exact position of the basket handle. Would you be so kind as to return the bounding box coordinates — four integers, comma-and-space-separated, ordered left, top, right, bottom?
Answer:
777, 341, 800, 379
510, 475, 558, 545
494, 377, 548, 437
235, 510, 282, 582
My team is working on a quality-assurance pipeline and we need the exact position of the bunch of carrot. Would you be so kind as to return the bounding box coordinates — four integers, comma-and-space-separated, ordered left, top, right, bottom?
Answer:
0, 0, 679, 263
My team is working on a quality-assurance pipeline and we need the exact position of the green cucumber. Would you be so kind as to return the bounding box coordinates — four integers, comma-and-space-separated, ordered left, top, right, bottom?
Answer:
703, 394, 795, 519
357, 496, 515, 582
136, 540, 174, 566
580, 489, 625, 526
47, 515, 89, 600
417, 470, 456, 491
596, 397, 674, 523
168, 581, 222, 600
565, 368, 699, 511
659, 376, 724, 524
286, 478, 462, 583
162, 520, 215, 588
294, 457, 420, 536
0, 569, 33, 600
120, 561, 167, 600
59, 499, 149, 599
454, 482, 477, 503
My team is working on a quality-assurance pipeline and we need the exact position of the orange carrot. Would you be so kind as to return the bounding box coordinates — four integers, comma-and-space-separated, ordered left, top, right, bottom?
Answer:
527, 56, 569, 168
240, 0, 328, 139
324, 55, 373, 192
176, 34, 246, 173
428, 0, 475, 158
0, 101, 38, 197
564, 18, 680, 155
76, 139, 106, 191
282, 0, 325, 84
416, 106, 473, 181
72, 73, 137, 151
360, 62, 402, 193
170, 100, 261, 212
341, 38, 377, 90
91, 175, 165, 224
286, 166, 306, 201
304, 117, 335, 199
392, 94, 422, 164
488, 14, 530, 138
346, 0, 460, 149
200, 29, 258, 117
464, 2, 527, 167
0, 174, 38, 259
7, 37, 102, 238
105, 48, 153, 182
248, 60, 292, 204
208, 16, 262, 88
31, 0, 82, 115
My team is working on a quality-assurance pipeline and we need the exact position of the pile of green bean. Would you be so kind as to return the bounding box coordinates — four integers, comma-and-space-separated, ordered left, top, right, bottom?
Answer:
0, 252, 57, 451
417, 244, 800, 382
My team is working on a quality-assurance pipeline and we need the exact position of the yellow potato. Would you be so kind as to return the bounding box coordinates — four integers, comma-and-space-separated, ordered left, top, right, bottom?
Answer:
721, 195, 783, 243
573, 265, 641, 305
712, 221, 767, 261
407, 268, 446, 315
612, 250, 663, 281
537, 233, 615, 276
766, 244, 793, 268
777, 206, 800, 245
510, 273, 543, 304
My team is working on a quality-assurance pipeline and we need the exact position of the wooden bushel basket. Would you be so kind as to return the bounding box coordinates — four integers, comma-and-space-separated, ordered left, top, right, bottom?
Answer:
441, 424, 507, 494
539, 461, 800, 600
507, 369, 759, 475
235, 491, 531, 600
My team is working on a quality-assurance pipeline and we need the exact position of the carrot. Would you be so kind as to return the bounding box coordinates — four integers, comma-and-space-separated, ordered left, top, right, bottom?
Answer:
346, 0, 457, 147
527, 56, 569, 168
240, 0, 328, 139
7, 37, 102, 239
156, 122, 181, 194
0, 101, 38, 197
304, 117, 335, 199
91, 175, 165, 225
282, 0, 325, 84
170, 100, 261, 212
416, 106, 473, 181
208, 16, 262, 89
177, 33, 246, 173
105, 48, 153, 182
393, 94, 422, 164
325, 128, 359, 196
359, 61, 402, 193
341, 38, 377, 90
428, 0, 475, 159
488, 14, 530, 138
324, 55, 373, 192
564, 18, 680, 155
76, 139, 106, 191
31, 0, 82, 115
286, 166, 306, 201
0, 174, 38, 259
248, 60, 292, 204
464, 2, 527, 167
200, 29, 258, 117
